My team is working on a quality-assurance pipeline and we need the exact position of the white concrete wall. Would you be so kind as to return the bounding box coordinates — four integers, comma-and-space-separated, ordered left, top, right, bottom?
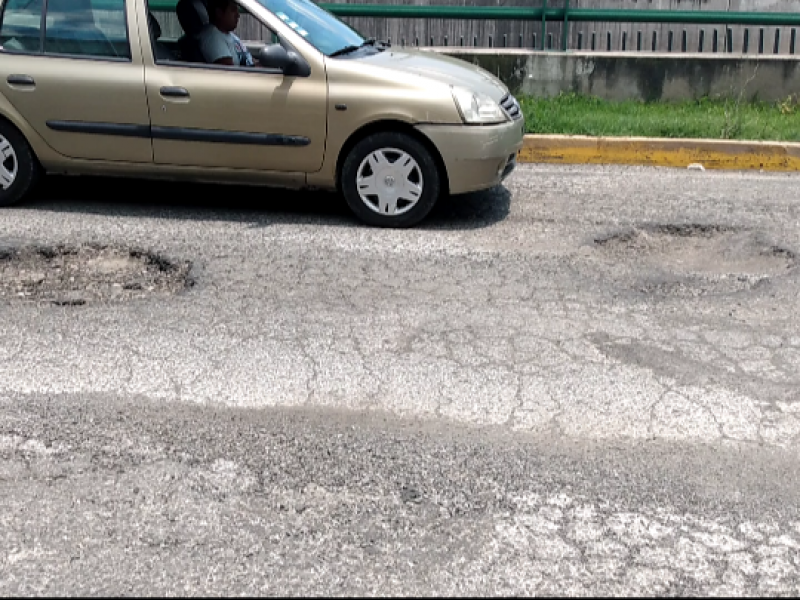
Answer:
439, 48, 800, 101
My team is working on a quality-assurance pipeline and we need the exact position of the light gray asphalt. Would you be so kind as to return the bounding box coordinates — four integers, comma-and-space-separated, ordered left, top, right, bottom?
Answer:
1, 164, 799, 594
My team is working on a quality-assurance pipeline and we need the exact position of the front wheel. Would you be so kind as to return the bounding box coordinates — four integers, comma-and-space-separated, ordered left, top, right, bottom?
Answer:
340, 132, 441, 228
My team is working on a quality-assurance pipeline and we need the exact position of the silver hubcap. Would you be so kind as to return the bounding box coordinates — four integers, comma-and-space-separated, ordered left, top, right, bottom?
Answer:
356, 148, 424, 216
0, 136, 17, 191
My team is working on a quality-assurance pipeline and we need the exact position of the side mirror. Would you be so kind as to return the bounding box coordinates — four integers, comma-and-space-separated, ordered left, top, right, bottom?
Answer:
258, 44, 310, 77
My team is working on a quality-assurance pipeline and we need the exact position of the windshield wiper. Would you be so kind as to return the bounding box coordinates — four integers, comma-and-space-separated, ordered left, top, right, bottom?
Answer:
329, 38, 388, 57
363, 38, 391, 49
329, 44, 361, 57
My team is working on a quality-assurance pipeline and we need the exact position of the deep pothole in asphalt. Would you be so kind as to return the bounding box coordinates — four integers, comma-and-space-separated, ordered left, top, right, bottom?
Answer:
593, 224, 796, 297
0, 244, 193, 305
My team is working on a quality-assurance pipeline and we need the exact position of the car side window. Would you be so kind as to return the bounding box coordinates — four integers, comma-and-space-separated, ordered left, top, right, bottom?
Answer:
0, 0, 44, 54
145, 0, 278, 68
44, 0, 131, 60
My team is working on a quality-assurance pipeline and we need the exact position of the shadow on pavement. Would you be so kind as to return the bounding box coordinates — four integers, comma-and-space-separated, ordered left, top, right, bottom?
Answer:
24, 175, 512, 231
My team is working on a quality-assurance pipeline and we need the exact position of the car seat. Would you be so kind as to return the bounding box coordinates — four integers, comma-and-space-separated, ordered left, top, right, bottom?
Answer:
176, 0, 209, 63
148, 11, 177, 61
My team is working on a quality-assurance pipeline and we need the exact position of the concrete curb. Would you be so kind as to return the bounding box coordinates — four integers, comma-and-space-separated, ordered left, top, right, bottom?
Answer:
518, 135, 800, 171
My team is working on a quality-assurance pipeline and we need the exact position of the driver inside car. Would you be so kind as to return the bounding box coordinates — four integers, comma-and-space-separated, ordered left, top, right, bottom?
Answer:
198, 0, 256, 66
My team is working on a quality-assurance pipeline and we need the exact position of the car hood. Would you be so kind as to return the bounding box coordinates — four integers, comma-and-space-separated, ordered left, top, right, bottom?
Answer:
357, 48, 508, 100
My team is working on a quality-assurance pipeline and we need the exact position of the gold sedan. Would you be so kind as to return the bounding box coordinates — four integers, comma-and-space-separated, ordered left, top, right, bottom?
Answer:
0, 0, 523, 227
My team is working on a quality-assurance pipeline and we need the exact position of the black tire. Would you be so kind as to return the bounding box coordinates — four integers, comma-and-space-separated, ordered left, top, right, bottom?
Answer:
340, 131, 441, 228
0, 120, 40, 208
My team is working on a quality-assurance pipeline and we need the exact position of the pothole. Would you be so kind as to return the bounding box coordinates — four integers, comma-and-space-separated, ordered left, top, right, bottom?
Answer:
593, 224, 796, 297
0, 244, 193, 305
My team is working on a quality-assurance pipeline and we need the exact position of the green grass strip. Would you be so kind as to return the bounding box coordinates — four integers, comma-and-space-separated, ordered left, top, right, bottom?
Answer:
520, 93, 800, 141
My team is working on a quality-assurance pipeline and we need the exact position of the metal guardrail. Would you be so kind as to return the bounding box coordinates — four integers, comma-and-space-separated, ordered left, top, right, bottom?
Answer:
147, 1, 800, 26
314, 3, 800, 52
318, 4, 800, 26
145, 1, 800, 54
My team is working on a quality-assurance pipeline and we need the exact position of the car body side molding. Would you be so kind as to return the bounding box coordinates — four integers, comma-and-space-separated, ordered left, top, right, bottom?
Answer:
46, 120, 310, 146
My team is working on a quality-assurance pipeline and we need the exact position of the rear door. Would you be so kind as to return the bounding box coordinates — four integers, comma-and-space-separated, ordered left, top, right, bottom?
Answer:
0, 0, 152, 162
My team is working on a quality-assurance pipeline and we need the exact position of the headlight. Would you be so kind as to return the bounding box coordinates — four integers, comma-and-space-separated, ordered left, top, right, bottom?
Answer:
451, 86, 507, 125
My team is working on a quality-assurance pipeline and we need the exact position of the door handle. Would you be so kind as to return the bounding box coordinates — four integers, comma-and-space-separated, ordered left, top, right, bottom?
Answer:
160, 86, 189, 98
7, 74, 35, 87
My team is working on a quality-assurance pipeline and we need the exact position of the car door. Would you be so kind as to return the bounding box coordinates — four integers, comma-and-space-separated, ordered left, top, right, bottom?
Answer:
0, 0, 152, 163
142, 3, 326, 173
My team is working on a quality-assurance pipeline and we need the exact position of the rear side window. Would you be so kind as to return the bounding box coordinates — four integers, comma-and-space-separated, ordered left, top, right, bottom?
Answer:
0, 0, 43, 54
44, 0, 131, 59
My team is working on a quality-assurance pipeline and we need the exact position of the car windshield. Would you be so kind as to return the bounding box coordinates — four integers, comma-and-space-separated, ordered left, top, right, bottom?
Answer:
255, 0, 365, 56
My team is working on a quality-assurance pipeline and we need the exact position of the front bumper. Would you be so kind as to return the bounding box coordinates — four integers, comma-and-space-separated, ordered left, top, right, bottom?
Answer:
416, 118, 524, 195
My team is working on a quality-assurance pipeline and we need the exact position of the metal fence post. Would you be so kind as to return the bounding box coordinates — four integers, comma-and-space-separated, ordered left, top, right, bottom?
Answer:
541, 0, 548, 51
562, 0, 570, 52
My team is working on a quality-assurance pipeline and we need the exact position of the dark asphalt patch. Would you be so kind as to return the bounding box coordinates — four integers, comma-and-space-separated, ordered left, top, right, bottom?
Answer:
593, 224, 796, 297
0, 243, 193, 305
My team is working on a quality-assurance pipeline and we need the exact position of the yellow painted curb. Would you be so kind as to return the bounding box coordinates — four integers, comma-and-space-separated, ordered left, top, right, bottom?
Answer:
518, 135, 800, 171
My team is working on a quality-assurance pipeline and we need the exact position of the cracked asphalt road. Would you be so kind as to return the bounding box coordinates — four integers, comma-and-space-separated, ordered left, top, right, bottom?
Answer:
1, 164, 799, 594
